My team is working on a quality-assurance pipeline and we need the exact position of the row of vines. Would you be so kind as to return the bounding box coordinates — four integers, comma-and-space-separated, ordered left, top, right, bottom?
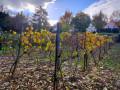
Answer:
0, 27, 117, 89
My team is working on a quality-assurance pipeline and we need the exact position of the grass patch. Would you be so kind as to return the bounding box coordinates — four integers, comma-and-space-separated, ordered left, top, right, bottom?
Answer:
103, 43, 120, 71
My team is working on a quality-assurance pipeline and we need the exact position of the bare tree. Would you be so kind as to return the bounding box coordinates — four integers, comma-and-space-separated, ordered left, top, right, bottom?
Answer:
110, 10, 120, 21
10, 12, 29, 33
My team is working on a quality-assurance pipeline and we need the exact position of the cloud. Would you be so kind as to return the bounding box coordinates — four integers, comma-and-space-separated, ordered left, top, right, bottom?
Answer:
84, 0, 120, 19
54, 8, 58, 10
48, 20, 58, 26
43, 0, 56, 9
2, 0, 56, 12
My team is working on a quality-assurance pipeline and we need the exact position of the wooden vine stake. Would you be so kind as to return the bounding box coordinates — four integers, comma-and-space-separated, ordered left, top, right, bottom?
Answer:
54, 23, 61, 90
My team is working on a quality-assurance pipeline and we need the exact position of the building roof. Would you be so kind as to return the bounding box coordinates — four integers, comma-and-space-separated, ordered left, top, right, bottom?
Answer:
104, 20, 118, 29
86, 23, 96, 31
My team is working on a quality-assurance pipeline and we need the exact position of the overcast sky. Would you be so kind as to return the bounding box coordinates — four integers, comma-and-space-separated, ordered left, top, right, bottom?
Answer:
1, 0, 120, 26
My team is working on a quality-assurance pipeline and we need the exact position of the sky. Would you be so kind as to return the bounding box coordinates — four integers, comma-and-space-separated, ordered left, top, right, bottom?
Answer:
1, 0, 120, 26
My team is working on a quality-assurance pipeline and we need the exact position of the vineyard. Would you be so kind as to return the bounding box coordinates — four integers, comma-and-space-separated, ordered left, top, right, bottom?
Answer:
0, 26, 120, 89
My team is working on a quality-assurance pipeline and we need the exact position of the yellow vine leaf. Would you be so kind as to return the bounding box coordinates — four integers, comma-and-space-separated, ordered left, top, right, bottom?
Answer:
13, 31, 17, 34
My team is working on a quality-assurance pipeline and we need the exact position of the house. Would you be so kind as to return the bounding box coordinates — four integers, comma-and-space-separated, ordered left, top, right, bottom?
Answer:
86, 23, 96, 32
69, 30, 74, 32
52, 24, 57, 31
104, 20, 118, 29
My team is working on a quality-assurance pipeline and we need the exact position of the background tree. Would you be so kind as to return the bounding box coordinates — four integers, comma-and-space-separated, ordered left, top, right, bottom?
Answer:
10, 12, 29, 33
0, 4, 4, 12
59, 11, 73, 32
72, 11, 91, 32
110, 10, 120, 21
0, 4, 14, 32
110, 10, 120, 32
92, 11, 107, 33
0, 11, 11, 32
32, 6, 50, 31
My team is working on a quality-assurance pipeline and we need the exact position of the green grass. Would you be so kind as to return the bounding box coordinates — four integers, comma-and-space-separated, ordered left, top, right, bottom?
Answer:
103, 44, 120, 71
